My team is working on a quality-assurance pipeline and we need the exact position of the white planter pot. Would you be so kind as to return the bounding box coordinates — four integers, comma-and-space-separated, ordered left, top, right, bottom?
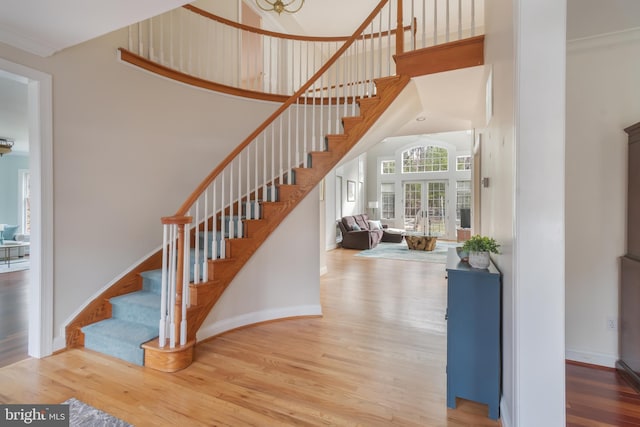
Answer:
468, 251, 490, 269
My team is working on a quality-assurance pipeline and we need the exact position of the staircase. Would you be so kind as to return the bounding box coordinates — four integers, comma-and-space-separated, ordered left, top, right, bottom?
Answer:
79, 74, 410, 370
70, 0, 485, 372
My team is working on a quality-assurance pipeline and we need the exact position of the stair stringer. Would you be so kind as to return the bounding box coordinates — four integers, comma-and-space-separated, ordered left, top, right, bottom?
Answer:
141, 75, 411, 371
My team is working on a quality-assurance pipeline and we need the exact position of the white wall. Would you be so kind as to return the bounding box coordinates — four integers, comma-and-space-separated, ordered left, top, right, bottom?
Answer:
0, 23, 320, 349
484, 0, 566, 425
199, 189, 321, 338
565, 29, 640, 366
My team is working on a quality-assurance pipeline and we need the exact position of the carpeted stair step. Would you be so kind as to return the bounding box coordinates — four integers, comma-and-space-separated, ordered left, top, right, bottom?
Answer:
110, 291, 161, 328
82, 318, 158, 366
140, 269, 162, 294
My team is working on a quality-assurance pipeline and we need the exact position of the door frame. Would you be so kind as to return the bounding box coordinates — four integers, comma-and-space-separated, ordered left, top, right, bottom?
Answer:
0, 58, 54, 357
402, 179, 450, 238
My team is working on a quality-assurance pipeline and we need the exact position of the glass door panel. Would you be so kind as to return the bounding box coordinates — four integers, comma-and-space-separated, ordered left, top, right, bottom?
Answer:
403, 182, 422, 231
403, 181, 447, 236
426, 181, 446, 236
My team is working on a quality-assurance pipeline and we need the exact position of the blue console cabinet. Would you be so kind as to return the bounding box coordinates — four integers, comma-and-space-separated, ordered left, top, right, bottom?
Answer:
446, 248, 501, 420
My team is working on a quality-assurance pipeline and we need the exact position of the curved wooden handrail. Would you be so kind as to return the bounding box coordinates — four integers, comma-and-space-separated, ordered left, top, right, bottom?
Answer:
174, 0, 391, 217
119, 48, 291, 103
183, 4, 409, 43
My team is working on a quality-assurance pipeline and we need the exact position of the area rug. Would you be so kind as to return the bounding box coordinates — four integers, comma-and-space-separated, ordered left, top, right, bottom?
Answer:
355, 240, 460, 263
63, 398, 133, 427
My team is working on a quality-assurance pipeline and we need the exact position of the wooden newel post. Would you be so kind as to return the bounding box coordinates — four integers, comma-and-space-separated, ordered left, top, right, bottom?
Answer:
161, 215, 192, 348
396, 0, 404, 55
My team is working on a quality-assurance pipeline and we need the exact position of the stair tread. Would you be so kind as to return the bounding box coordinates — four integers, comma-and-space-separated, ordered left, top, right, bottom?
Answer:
82, 318, 158, 345
110, 290, 161, 309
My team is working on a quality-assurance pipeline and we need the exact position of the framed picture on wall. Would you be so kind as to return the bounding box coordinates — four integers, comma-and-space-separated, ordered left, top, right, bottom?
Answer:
347, 180, 356, 202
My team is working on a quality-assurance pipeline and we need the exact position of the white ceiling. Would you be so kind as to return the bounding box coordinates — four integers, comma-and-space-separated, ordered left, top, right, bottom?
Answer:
0, 1, 639, 157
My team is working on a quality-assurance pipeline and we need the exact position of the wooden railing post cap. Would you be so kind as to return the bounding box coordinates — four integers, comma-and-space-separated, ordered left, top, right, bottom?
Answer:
161, 216, 193, 225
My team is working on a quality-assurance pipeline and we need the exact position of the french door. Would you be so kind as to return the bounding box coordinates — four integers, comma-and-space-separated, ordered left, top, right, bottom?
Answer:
403, 181, 447, 236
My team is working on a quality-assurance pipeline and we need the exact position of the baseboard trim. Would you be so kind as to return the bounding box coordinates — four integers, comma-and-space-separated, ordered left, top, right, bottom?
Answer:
320, 266, 328, 276
500, 397, 511, 427
196, 304, 323, 341
565, 349, 617, 368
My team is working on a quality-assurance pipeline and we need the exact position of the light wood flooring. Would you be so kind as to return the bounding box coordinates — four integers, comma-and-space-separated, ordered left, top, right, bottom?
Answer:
0, 249, 639, 425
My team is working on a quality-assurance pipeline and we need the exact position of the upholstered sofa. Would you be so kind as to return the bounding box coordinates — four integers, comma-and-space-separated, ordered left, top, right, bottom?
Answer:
0, 224, 29, 258
337, 214, 384, 250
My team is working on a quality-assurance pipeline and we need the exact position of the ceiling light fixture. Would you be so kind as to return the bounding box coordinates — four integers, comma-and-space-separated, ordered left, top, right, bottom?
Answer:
0, 137, 14, 157
255, 0, 304, 15
416, 116, 426, 122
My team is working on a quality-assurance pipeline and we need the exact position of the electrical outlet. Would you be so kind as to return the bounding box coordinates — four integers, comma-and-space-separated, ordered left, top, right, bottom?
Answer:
607, 317, 618, 331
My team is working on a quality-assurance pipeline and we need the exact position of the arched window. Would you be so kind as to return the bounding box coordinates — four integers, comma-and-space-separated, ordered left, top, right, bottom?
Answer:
402, 146, 448, 173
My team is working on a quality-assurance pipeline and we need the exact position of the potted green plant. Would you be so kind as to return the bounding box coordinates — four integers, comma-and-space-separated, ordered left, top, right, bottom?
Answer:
462, 235, 500, 268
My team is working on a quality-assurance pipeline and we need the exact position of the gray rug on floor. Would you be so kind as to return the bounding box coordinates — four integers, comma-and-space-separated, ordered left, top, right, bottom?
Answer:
355, 240, 459, 263
63, 398, 133, 427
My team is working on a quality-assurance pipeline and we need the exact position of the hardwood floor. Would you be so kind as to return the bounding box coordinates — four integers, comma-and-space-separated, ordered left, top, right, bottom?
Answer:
566, 361, 640, 426
0, 249, 637, 425
0, 269, 29, 368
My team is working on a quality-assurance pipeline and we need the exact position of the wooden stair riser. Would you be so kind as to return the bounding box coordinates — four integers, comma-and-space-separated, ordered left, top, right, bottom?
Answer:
341, 116, 364, 134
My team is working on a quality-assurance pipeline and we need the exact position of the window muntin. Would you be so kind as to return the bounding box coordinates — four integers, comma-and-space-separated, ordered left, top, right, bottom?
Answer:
381, 160, 396, 174
402, 146, 448, 173
381, 183, 395, 219
456, 155, 471, 171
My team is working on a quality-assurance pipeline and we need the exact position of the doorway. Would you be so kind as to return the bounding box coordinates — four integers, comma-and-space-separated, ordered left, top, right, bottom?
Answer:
0, 58, 54, 359
403, 180, 447, 236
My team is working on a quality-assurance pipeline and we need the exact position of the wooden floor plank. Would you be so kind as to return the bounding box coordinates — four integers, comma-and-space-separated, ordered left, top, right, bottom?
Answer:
2, 250, 640, 425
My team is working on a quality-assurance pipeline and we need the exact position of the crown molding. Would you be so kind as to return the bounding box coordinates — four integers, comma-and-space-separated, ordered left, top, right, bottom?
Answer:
568, 26, 640, 53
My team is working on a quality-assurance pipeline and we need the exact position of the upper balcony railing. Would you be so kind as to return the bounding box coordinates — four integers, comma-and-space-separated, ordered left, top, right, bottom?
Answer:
125, 0, 484, 99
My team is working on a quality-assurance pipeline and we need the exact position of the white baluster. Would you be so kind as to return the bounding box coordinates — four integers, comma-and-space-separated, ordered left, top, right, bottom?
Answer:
169, 225, 177, 348
263, 133, 268, 200
320, 44, 325, 138
279, 117, 284, 185
471, 0, 475, 37
220, 171, 226, 259
255, 141, 259, 218
434, 0, 438, 45
271, 125, 276, 201
458, 0, 462, 40
303, 84, 308, 168
212, 183, 218, 260
203, 190, 209, 281
138, 22, 143, 56
446, 0, 450, 42
180, 222, 188, 344
388, 4, 392, 74
312, 47, 317, 153
411, 0, 415, 51
193, 202, 199, 284
159, 224, 169, 347
246, 145, 251, 219
149, 17, 154, 61
159, 15, 164, 65
288, 108, 292, 184
370, 22, 375, 96
237, 153, 243, 238
128, 25, 133, 52
229, 160, 235, 239
170, 11, 174, 68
